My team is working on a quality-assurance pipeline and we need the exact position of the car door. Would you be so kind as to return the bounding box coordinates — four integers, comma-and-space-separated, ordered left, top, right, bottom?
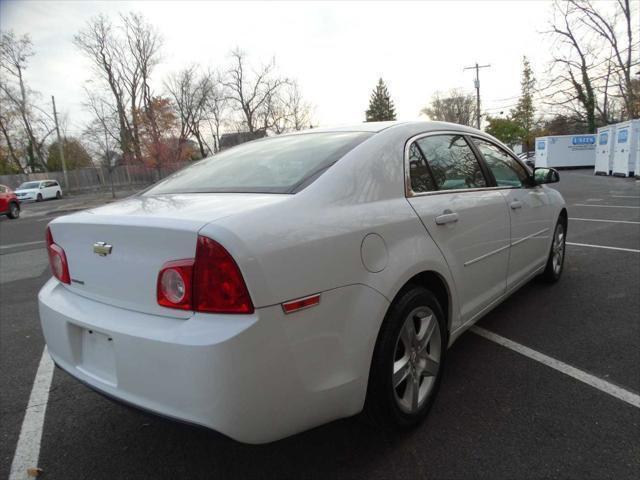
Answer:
45, 181, 56, 198
0, 186, 8, 213
50, 181, 60, 198
37, 181, 47, 199
471, 137, 552, 290
406, 133, 510, 327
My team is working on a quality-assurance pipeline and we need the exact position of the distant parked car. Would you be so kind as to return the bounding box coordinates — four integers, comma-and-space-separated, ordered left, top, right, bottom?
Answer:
15, 180, 63, 202
0, 184, 20, 219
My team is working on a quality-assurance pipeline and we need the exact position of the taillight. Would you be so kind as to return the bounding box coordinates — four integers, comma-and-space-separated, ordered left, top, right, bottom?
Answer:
157, 259, 194, 310
156, 236, 254, 314
193, 236, 254, 314
46, 226, 70, 284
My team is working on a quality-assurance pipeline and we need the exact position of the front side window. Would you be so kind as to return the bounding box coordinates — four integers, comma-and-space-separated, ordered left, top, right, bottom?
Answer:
473, 139, 529, 187
414, 135, 487, 191
145, 132, 373, 195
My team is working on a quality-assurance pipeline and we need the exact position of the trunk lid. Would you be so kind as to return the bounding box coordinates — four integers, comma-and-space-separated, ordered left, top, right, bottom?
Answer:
49, 193, 288, 317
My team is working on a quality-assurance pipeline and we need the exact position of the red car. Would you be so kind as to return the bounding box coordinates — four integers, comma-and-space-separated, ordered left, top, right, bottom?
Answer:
0, 184, 21, 219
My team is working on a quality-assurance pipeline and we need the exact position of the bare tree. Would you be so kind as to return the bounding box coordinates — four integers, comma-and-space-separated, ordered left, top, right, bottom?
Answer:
421, 89, 477, 126
262, 81, 313, 133
124, 13, 163, 166
546, 0, 638, 131
547, 1, 604, 132
165, 66, 214, 158
568, 0, 638, 119
83, 92, 121, 197
0, 31, 54, 171
285, 82, 313, 131
74, 16, 136, 162
205, 78, 228, 153
74, 13, 163, 165
222, 49, 288, 133
0, 107, 24, 172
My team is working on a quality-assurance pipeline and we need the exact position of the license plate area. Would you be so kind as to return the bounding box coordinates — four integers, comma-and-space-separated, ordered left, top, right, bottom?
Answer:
77, 329, 117, 386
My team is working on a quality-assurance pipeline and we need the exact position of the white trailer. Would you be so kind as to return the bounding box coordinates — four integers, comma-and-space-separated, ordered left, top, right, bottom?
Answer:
612, 119, 640, 177
594, 125, 616, 175
535, 134, 596, 168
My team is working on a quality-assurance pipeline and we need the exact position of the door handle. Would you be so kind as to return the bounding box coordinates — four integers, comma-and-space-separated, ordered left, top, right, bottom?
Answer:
435, 212, 459, 225
510, 200, 523, 210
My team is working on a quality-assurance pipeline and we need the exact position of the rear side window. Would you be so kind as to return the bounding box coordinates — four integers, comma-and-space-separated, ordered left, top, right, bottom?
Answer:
473, 139, 529, 187
145, 132, 373, 195
408, 143, 436, 193
413, 135, 487, 191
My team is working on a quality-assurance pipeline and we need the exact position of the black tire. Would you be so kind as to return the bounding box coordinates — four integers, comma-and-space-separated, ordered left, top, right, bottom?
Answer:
542, 217, 567, 283
56, 190, 62, 199
7, 202, 20, 219
363, 286, 446, 430
36, 193, 43, 202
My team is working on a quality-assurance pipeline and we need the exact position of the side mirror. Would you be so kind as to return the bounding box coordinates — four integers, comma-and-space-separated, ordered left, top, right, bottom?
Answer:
533, 167, 559, 185
40, 185, 45, 189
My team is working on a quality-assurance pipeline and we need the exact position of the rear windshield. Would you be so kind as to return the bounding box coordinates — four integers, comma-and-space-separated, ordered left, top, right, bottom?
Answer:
144, 132, 373, 195
18, 182, 41, 189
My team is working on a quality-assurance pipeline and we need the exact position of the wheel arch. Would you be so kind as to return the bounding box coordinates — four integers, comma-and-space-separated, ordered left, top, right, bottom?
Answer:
390, 270, 452, 338
559, 207, 568, 230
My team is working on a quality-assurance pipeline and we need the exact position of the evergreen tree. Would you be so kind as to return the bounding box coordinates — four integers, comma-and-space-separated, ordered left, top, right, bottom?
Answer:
365, 78, 397, 122
511, 56, 536, 152
47, 137, 93, 171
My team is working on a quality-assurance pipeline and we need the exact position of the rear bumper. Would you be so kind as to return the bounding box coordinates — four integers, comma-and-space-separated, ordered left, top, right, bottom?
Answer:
38, 278, 388, 443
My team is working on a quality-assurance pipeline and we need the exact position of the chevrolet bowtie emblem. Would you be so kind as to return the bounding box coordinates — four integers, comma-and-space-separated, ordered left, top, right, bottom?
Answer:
93, 241, 113, 256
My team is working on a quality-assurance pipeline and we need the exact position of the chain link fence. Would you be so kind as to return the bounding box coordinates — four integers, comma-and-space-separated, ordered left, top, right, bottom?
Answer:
0, 163, 190, 194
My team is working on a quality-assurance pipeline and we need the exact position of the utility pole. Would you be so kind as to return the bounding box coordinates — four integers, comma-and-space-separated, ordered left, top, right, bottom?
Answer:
464, 63, 491, 129
51, 95, 69, 188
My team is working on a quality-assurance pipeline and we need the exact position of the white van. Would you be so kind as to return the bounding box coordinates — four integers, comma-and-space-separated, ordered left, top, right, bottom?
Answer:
15, 180, 63, 202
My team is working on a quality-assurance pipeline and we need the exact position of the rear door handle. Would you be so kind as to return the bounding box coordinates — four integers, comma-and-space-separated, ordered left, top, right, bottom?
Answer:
510, 200, 523, 210
435, 212, 459, 225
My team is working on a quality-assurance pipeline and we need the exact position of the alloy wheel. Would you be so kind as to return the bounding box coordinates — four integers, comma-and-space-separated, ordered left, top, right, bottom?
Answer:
392, 306, 442, 414
552, 224, 565, 275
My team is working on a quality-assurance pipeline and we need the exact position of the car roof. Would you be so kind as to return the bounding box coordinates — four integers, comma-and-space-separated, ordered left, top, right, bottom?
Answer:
294, 120, 483, 136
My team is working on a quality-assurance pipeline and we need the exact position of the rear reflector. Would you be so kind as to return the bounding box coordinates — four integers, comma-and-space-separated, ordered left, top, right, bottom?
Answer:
282, 294, 321, 314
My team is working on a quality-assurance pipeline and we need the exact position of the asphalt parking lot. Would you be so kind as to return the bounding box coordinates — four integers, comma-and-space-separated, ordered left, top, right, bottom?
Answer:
1, 171, 639, 480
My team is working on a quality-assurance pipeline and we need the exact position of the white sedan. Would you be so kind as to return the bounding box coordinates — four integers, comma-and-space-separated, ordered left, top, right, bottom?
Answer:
15, 179, 63, 202
39, 121, 566, 443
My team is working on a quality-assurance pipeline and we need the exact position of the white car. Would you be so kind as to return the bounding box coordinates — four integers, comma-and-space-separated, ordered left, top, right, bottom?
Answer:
15, 179, 63, 202
39, 122, 566, 444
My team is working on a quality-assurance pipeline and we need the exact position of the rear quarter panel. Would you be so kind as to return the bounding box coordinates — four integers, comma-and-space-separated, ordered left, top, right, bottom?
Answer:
199, 125, 459, 329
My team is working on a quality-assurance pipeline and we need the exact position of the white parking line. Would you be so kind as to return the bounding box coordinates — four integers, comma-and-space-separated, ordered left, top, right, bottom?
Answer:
566, 242, 640, 253
0, 241, 45, 251
570, 217, 640, 225
9, 348, 54, 480
611, 195, 640, 199
471, 327, 640, 409
573, 204, 640, 209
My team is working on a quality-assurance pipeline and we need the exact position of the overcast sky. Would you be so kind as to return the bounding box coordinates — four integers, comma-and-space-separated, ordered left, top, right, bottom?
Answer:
1, 0, 559, 134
